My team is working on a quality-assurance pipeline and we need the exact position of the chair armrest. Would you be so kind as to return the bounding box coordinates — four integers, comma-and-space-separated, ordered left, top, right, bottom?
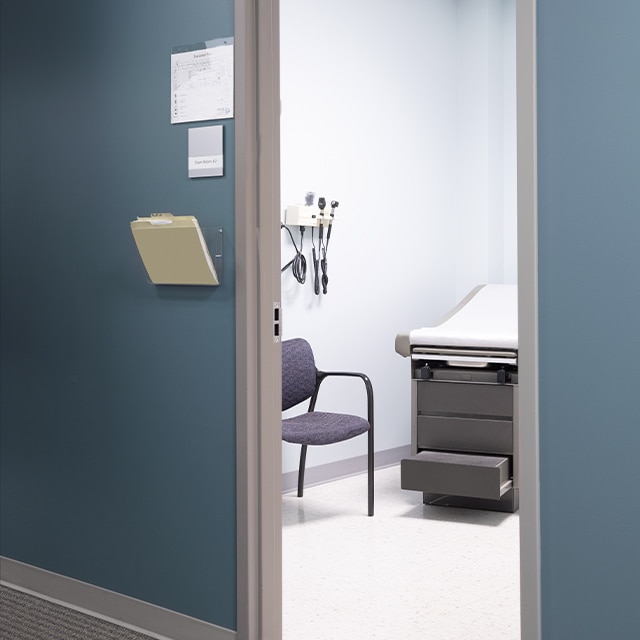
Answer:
310, 370, 374, 427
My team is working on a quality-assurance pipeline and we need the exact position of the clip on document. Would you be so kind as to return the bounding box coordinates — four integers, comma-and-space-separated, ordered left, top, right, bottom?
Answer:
131, 213, 219, 286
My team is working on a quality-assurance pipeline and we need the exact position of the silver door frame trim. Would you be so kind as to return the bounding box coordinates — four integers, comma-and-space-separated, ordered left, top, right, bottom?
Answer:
516, 1, 541, 638
235, 0, 282, 638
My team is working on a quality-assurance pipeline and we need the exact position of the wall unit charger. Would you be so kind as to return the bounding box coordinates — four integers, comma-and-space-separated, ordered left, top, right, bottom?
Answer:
284, 204, 333, 228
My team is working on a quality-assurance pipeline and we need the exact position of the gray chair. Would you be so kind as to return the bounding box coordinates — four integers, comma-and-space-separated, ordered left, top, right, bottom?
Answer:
282, 338, 374, 516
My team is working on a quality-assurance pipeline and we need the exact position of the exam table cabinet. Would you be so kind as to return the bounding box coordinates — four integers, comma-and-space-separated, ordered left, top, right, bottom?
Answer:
401, 361, 519, 513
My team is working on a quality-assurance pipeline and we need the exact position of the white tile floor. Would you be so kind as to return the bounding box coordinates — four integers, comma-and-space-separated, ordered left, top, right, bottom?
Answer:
283, 465, 520, 640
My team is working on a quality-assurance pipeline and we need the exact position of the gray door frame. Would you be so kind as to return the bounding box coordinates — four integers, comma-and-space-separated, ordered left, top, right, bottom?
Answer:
235, 0, 541, 638
516, 1, 541, 638
235, 0, 283, 638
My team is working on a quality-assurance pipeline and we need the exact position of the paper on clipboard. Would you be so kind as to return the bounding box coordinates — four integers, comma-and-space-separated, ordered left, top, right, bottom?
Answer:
131, 214, 219, 286
171, 38, 234, 124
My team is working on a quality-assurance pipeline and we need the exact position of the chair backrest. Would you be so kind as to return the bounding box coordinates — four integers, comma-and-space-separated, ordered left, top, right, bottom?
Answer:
282, 338, 317, 411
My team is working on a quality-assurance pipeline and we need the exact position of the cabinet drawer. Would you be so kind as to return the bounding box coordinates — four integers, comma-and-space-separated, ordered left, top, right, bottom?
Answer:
417, 415, 513, 455
401, 451, 512, 501
416, 381, 513, 418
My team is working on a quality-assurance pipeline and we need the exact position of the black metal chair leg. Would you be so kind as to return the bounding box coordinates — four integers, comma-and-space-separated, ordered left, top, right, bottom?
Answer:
297, 445, 307, 497
368, 427, 374, 516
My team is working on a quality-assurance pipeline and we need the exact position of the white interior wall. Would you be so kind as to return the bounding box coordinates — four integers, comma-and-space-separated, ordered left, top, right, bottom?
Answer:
280, 0, 516, 475
454, 0, 517, 298
501, 0, 517, 284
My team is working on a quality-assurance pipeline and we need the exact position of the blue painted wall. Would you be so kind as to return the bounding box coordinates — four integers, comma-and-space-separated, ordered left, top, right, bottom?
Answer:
537, 1, 640, 637
0, 0, 237, 629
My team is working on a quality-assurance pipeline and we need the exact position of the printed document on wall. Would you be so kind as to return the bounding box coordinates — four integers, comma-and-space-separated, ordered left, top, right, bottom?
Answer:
171, 38, 233, 124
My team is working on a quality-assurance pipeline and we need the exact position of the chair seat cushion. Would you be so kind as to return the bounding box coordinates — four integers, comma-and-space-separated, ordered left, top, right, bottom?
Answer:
282, 411, 370, 445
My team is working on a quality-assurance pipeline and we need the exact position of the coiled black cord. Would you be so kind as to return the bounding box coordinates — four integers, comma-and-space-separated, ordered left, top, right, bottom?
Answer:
321, 245, 328, 294
312, 227, 320, 295
281, 224, 307, 284
320, 219, 332, 294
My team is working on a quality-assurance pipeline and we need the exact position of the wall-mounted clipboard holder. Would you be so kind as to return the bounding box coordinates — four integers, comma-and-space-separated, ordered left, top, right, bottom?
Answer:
131, 213, 220, 286
213, 227, 224, 283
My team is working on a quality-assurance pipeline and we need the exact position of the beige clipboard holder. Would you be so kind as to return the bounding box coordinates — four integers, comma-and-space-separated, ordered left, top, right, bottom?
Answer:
131, 213, 219, 286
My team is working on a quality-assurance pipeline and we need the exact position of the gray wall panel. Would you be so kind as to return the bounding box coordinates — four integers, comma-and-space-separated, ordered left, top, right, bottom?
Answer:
537, 1, 640, 637
0, 0, 237, 629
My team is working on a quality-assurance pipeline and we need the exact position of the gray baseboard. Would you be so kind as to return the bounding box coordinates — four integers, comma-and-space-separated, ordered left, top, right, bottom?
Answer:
0, 557, 235, 640
282, 445, 410, 494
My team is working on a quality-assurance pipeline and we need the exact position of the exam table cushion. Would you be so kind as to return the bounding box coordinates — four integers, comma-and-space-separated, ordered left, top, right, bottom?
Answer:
405, 284, 517, 351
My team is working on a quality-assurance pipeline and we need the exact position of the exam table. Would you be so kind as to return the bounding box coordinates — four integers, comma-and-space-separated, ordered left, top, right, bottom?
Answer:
395, 284, 518, 512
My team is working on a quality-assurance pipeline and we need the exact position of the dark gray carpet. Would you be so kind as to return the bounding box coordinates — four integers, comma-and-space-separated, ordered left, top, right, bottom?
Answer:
0, 586, 155, 640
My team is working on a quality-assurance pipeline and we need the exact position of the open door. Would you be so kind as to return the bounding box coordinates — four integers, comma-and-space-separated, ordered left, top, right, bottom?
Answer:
236, 0, 541, 639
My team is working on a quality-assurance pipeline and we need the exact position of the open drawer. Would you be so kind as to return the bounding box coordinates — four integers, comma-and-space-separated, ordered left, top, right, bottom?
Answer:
401, 450, 512, 501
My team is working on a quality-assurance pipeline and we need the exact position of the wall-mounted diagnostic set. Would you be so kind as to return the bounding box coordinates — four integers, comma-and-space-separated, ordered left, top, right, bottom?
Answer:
281, 193, 339, 295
